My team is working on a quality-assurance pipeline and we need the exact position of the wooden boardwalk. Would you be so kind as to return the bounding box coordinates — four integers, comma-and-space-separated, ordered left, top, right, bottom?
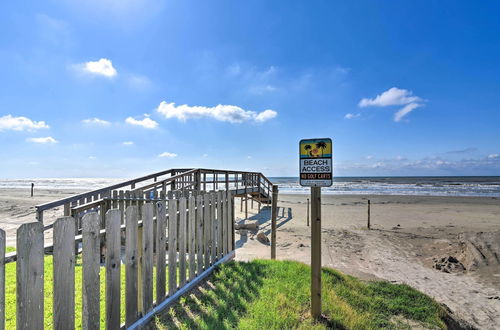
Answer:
0, 168, 276, 329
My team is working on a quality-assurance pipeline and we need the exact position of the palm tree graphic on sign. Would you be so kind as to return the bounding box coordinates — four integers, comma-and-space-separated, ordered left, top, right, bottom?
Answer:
315, 141, 327, 157
304, 144, 312, 156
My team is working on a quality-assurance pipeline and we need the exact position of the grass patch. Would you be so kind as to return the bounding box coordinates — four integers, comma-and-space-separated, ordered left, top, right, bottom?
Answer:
150, 260, 447, 329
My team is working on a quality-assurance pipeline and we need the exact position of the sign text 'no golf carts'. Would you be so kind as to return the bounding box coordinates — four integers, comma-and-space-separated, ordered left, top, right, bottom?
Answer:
299, 138, 333, 187
299, 138, 333, 320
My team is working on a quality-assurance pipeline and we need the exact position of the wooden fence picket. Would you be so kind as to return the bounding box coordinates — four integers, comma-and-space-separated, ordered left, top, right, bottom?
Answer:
142, 203, 154, 313
16, 222, 44, 329
178, 198, 187, 286
53, 216, 76, 330
125, 206, 139, 327
168, 199, 178, 295
217, 191, 223, 259
203, 193, 211, 268
156, 200, 167, 303
188, 196, 196, 281
105, 209, 121, 329
82, 212, 100, 330
227, 191, 234, 251
211, 192, 217, 263
222, 192, 228, 254
196, 195, 203, 274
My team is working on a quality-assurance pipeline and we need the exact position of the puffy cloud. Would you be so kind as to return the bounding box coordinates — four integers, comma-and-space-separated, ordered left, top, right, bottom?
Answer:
125, 115, 158, 129
0, 115, 49, 132
80, 58, 117, 77
82, 117, 110, 126
359, 87, 425, 122
394, 103, 421, 122
156, 101, 277, 124
488, 154, 499, 159
255, 109, 278, 122
27, 136, 58, 144
359, 87, 422, 107
122, 141, 134, 146
158, 152, 177, 158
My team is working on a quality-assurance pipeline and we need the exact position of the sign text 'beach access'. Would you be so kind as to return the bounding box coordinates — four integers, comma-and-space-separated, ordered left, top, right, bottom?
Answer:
299, 138, 333, 187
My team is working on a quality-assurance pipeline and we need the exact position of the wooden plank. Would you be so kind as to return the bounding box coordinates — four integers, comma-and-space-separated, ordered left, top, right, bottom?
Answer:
168, 199, 178, 295
222, 192, 228, 255
204, 193, 211, 267
211, 192, 217, 262
135, 191, 144, 315
0, 229, 5, 330
156, 200, 167, 303
105, 209, 121, 329
271, 185, 278, 260
125, 205, 139, 327
119, 190, 125, 222
188, 196, 196, 281
82, 212, 100, 330
217, 191, 223, 259
16, 222, 44, 329
227, 192, 234, 251
311, 186, 322, 318
53, 216, 76, 330
178, 198, 187, 286
196, 195, 203, 274
142, 203, 154, 313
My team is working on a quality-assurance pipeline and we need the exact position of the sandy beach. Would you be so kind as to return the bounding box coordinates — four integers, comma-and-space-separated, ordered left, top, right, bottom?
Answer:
0, 189, 499, 328
234, 194, 500, 329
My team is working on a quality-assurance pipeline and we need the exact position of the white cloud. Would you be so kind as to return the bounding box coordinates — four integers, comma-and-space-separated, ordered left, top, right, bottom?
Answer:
27, 136, 58, 144
125, 115, 158, 129
122, 141, 134, 146
156, 101, 277, 124
247, 155, 252, 159
158, 152, 177, 158
255, 109, 278, 122
82, 117, 110, 126
365, 155, 373, 160
88, 156, 97, 160
0, 115, 49, 132
359, 87, 425, 122
488, 154, 499, 159
344, 113, 360, 119
394, 103, 421, 122
80, 58, 117, 77
359, 87, 422, 107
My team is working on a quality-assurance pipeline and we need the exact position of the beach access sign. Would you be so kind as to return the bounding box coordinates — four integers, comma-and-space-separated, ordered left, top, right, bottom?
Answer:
299, 138, 333, 187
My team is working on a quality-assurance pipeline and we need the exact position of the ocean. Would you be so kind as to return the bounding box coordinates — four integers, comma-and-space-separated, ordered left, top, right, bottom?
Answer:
1, 176, 500, 197
270, 176, 500, 197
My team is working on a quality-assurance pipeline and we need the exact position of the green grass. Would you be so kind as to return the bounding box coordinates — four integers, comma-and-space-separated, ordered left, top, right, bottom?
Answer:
150, 260, 447, 329
4, 253, 128, 329
4, 249, 447, 329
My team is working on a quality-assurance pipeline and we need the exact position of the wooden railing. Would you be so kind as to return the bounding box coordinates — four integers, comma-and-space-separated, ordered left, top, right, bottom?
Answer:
1, 190, 235, 329
35, 168, 273, 227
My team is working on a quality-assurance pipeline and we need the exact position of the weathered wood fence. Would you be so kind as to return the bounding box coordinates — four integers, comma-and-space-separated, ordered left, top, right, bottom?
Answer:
0, 190, 235, 329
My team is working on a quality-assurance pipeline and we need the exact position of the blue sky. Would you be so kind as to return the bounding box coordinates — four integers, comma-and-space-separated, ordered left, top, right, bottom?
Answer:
1, 1, 499, 178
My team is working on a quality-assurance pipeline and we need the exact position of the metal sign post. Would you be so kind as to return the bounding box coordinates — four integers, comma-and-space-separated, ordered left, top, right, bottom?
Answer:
299, 138, 333, 320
